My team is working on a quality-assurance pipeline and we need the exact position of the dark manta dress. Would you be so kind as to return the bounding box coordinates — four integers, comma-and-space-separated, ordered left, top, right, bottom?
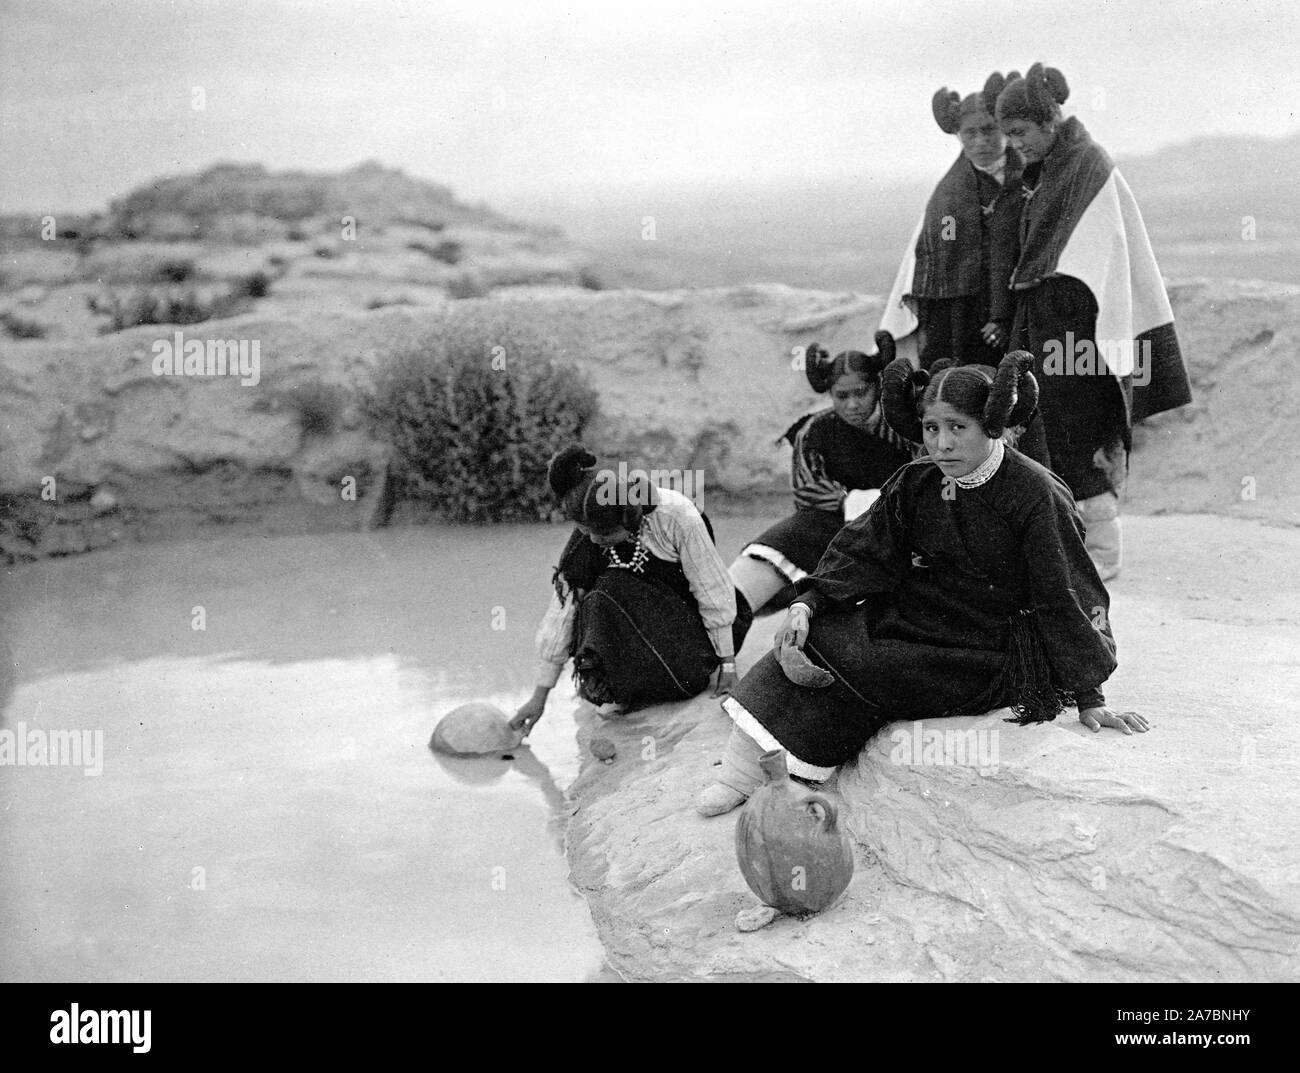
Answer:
552, 510, 753, 708
911, 150, 1023, 370
744, 408, 913, 592
727, 447, 1116, 773
1005, 117, 1190, 500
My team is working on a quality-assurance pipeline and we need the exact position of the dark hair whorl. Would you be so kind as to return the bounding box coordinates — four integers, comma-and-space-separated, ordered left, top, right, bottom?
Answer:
874, 330, 895, 366
1003, 350, 1040, 429
980, 351, 1039, 436
1041, 64, 1069, 105
881, 356, 928, 443
932, 87, 961, 134
982, 70, 1019, 119
804, 341, 835, 393
1025, 62, 1068, 119
548, 443, 597, 499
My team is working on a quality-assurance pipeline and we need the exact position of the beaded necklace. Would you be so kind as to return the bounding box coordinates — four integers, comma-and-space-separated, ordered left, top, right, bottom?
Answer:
604, 524, 650, 573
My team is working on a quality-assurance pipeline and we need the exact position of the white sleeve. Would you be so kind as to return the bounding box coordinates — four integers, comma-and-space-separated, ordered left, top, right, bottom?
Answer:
534, 588, 575, 688
844, 488, 882, 521
667, 508, 737, 659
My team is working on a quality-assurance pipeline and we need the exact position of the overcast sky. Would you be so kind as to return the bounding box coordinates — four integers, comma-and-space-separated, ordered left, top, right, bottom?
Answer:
1, 0, 1296, 213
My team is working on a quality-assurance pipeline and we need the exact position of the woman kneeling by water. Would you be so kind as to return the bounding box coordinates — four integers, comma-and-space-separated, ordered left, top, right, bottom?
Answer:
697, 352, 1148, 817
513, 445, 753, 735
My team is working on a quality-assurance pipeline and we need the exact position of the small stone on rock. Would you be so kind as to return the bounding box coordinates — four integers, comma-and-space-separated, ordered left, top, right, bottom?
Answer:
736, 904, 781, 932
89, 488, 118, 513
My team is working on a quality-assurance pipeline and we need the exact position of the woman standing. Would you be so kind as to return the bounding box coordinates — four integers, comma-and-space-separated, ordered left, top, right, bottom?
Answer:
995, 63, 1192, 580
880, 72, 1024, 370
728, 336, 914, 617
697, 352, 1146, 817
513, 446, 752, 734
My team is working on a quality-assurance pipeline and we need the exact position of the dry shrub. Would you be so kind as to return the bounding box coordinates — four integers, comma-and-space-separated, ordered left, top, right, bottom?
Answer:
366, 314, 598, 522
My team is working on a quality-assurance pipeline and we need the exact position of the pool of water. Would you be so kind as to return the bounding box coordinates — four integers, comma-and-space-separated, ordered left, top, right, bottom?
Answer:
0, 523, 623, 981
0, 513, 778, 981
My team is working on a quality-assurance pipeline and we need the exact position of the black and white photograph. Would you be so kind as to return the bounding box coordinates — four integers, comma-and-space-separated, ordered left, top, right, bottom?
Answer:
0, 0, 1295, 1027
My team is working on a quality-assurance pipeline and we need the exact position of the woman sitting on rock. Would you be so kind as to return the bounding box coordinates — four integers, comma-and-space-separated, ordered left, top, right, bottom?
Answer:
513, 445, 752, 735
727, 337, 913, 617
697, 352, 1147, 817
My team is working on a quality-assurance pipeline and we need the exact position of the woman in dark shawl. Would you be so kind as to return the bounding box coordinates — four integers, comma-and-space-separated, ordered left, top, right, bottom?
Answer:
879, 73, 1024, 370
513, 445, 752, 734
994, 63, 1193, 580
728, 336, 913, 617
696, 352, 1147, 817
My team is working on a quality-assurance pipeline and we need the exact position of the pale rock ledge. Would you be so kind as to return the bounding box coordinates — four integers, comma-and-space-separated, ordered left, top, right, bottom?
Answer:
564, 515, 1300, 982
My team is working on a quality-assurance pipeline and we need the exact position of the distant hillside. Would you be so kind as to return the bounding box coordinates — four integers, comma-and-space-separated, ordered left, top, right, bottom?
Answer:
1119, 131, 1300, 203
1118, 131, 1300, 278
518, 130, 1300, 294
0, 162, 593, 341
97, 160, 528, 242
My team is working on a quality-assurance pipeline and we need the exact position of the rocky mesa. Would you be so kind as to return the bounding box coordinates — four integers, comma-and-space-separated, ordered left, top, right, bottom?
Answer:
2, 277, 1297, 561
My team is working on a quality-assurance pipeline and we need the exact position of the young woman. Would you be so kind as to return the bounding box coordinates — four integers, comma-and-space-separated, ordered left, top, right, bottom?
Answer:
879, 72, 1024, 370
727, 337, 914, 618
994, 63, 1192, 580
697, 352, 1148, 818
513, 445, 752, 735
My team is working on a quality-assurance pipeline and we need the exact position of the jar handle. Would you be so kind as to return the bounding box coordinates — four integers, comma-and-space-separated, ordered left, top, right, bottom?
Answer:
803, 792, 839, 831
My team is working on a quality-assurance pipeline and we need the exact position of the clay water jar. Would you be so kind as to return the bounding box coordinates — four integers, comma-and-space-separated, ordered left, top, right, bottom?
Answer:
429, 702, 524, 757
734, 750, 854, 915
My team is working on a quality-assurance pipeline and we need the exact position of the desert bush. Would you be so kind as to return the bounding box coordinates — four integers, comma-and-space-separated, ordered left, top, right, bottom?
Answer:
408, 239, 463, 265
233, 270, 272, 298
152, 257, 196, 283
399, 216, 447, 233
577, 266, 605, 291
366, 322, 599, 523
90, 286, 252, 332
280, 380, 348, 435
365, 295, 415, 310
446, 272, 489, 299
0, 312, 47, 339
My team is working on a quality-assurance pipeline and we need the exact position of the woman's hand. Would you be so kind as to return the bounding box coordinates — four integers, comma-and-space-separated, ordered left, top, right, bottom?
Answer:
773, 603, 835, 688
980, 321, 1008, 348
712, 663, 738, 697
774, 603, 811, 657
1079, 706, 1149, 735
511, 688, 549, 736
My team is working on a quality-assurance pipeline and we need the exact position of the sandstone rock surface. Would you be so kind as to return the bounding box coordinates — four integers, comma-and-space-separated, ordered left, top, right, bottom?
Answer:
564, 515, 1300, 981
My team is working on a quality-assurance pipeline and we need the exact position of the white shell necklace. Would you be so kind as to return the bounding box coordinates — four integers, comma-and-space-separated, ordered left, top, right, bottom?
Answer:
604, 525, 650, 573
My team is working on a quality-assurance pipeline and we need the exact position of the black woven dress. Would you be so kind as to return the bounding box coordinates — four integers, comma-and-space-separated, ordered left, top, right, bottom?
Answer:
741, 408, 912, 599
725, 447, 1116, 775
553, 512, 753, 708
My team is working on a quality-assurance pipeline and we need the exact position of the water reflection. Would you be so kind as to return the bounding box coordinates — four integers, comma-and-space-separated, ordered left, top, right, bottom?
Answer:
0, 515, 774, 982
0, 526, 608, 981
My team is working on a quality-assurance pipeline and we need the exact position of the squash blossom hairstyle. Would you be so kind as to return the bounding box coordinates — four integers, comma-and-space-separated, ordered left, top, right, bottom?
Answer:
932, 79, 1011, 134
881, 351, 1039, 443
995, 62, 1069, 126
804, 339, 889, 393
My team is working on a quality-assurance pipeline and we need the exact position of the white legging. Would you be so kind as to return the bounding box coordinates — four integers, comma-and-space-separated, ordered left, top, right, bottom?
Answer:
728, 555, 789, 616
